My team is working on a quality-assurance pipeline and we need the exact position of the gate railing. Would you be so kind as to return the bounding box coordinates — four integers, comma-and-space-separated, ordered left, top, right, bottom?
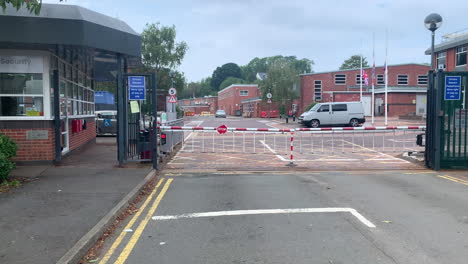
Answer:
159, 125, 426, 164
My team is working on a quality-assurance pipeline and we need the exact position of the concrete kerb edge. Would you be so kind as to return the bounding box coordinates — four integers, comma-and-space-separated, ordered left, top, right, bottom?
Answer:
56, 169, 157, 264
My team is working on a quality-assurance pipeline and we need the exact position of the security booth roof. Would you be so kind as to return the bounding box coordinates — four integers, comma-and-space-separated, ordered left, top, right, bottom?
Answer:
0, 3, 141, 57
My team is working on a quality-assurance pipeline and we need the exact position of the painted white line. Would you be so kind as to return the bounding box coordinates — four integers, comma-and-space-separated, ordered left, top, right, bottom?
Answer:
260, 140, 289, 161
315, 158, 359, 161
342, 139, 410, 164
152, 208, 376, 228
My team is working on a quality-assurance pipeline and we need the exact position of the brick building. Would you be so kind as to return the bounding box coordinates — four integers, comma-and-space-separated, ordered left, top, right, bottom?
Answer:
427, 32, 468, 71
178, 96, 218, 115
299, 63, 431, 117
218, 84, 260, 116
0, 4, 140, 163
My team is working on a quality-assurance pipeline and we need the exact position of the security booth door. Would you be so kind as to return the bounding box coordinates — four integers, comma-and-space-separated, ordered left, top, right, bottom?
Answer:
316, 104, 332, 125
331, 104, 348, 124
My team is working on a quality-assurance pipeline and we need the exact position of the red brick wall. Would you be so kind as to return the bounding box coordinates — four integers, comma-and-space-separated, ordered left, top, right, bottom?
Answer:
0, 128, 55, 161
218, 85, 259, 115
69, 119, 96, 151
300, 64, 430, 113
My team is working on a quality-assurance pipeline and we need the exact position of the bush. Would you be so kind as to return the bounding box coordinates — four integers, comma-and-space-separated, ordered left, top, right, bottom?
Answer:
0, 134, 17, 183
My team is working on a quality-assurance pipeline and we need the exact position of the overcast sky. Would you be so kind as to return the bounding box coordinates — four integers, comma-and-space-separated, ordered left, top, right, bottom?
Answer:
45, 0, 468, 82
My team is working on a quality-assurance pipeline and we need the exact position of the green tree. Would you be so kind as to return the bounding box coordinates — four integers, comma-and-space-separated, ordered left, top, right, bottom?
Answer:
219, 77, 245, 91
259, 58, 299, 109
242, 56, 313, 82
210, 63, 242, 91
339, 55, 369, 70
0, 0, 63, 14
141, 23, 188, 73
138, 22, 188, 94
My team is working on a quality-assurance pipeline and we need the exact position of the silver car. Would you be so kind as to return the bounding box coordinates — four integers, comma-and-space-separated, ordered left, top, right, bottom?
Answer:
215, 110, 226, 118
96, 110, 117, 136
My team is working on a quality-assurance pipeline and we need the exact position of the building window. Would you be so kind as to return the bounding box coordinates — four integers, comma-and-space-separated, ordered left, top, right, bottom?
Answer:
377, 74, 385, 85
334, 74, 346, 85
356, 74, 365, 85
0, 73, 44, 116
397, 75, 408, 85
239, 90, 249, 96
57, 57, 94, 117
314, 80, 322, 102
456, 46, 467, 66
437, 51, 446, 70
417, 75, 428, 85
332, 104, 347, 112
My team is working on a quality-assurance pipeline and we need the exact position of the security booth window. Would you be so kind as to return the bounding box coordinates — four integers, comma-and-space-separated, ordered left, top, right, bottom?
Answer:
0, 73, 44, 116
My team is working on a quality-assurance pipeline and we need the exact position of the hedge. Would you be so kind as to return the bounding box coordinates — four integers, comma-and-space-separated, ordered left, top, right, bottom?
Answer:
0, 134, 17, 183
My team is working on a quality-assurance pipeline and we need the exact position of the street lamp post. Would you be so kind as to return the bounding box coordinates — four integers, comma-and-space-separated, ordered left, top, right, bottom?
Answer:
424, 13, 443, 70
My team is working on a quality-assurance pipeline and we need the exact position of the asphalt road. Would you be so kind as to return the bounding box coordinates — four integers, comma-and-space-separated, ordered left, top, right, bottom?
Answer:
93, 117, 468, 264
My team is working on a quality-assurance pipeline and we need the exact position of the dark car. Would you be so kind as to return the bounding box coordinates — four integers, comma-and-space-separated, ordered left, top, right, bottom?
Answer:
215, 110, 227, 118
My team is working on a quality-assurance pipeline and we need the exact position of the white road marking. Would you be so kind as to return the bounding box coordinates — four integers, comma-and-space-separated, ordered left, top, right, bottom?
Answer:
260, 140, 289, 161
342, 139, 410, 164
152, 208, 376, 228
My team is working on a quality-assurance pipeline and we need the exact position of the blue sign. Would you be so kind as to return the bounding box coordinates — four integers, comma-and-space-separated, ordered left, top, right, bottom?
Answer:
103, 119, 112, 127
128, 76, 146, 100
445, 76, 461, 100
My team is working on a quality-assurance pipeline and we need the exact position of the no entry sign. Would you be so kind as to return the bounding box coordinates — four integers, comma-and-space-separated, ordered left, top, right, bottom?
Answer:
216, 125, 228, 134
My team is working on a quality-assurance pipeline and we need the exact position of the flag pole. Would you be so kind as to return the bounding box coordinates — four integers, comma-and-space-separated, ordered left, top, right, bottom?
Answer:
360, 53, 363, 102
384, 29, 388, 126
371, 33, 375, 125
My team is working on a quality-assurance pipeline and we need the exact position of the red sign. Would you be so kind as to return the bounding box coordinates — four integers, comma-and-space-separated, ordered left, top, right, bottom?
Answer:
168, 94, 177, 103
216, 125, 228, 134
267, 98, 272, 104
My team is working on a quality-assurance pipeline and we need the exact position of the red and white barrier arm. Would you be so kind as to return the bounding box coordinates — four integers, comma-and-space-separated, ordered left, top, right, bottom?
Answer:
158, 126, 425, 132
158, 126, 293, 132
297, 126, 426, 132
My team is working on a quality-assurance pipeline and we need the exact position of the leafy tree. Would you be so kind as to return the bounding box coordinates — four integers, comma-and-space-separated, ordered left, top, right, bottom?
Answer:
210, 63, 242, 91
219, 77, 245, 91
259, 58, 300, 109
141, 23, 188, 73
340, 55, 369, 70
0, 0, 64, 14
242, 56, 313, 82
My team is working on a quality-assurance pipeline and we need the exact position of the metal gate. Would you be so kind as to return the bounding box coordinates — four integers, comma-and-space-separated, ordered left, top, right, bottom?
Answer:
117, 72, 158, 168
426, 71, 468, 170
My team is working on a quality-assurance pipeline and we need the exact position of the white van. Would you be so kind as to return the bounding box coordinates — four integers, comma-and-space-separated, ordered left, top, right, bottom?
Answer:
298, 102, 365, 128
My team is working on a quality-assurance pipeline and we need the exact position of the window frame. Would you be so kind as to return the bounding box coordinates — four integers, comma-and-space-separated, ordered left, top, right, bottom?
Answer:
417, 75, 428, 85
456, 46, 467, 67
0, 51, 51, 120
355, 74, 365, 85
334, 74, 346, 85
397, 74, 409, 85
377, 74, 385, 85
332, 104, 347, 112
314, 80, 322, 102
437, 51, 447, 69
239, 90, 249, 96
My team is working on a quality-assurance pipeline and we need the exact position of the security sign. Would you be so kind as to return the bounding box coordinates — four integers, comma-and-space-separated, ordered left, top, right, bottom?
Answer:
168, 87, 177, 95
266, 92, 272, 99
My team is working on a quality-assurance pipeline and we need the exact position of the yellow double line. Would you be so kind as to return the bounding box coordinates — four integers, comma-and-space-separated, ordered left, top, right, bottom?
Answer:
99, 178, 173, 264
438, 175, 468, 186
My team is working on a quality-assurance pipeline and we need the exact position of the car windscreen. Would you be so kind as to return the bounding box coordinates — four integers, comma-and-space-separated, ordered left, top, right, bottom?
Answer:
310, 104, 320, 111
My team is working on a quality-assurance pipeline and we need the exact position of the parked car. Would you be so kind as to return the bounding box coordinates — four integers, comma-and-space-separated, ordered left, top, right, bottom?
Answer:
215, 110, 227, 118
298, 102, 365, 128
95, 110, 117, 136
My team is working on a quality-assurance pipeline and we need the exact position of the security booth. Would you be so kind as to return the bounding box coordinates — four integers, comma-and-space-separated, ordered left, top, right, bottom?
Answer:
0, 4, 140, 163
425, 71, 468, 170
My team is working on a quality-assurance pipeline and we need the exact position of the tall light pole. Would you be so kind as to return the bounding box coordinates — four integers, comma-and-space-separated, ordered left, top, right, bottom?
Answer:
424, 13, 443, 70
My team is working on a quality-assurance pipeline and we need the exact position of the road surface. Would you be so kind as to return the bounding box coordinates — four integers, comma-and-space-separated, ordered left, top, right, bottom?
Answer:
92, 117, 468, 264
